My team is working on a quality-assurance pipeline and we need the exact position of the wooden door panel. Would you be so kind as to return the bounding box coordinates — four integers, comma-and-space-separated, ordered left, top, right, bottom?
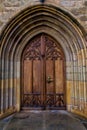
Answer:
24, 60, 32, 93
55, 59, 64, 93
46, 60, 54, 94
33, 60, 41, 93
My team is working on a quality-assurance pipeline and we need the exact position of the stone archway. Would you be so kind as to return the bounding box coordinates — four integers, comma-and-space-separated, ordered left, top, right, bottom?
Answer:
0, 4, 87, 118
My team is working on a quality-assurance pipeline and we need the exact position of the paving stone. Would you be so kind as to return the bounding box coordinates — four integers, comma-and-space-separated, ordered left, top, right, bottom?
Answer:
0, 110, 86, 130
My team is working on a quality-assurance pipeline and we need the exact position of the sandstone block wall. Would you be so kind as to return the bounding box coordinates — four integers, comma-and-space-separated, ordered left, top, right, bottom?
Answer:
0, 0, 87, 34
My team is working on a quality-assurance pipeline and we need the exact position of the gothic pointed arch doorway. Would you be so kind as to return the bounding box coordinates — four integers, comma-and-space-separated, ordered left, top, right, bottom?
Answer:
21, 33, 66, 110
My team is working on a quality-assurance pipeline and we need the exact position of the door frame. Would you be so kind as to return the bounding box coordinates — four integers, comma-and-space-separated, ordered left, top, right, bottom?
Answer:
21, 33, 66, 110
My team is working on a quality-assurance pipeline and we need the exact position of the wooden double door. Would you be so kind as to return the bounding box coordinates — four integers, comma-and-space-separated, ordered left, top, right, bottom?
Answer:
21, 34, 66, 110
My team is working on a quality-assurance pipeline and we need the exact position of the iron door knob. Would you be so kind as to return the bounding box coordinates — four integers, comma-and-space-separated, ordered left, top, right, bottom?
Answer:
47, 76, 53, 83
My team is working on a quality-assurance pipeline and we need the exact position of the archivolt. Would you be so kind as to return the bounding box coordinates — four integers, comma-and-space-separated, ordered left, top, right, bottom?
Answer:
0, 4, 86, 114
0, 4, 86, 60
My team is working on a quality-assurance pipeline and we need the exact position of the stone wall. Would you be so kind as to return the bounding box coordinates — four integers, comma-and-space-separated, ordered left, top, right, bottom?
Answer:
0, 0, 87, 119
0, 0, 87, 34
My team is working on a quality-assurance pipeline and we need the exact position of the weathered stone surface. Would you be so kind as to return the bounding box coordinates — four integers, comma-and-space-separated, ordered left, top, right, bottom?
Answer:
0, 0, 87, 33
1, 111, 87, 130
80, 16, 87, 21
71, 7, 86, 16
60, 0, 84, 8
84, 1, 87, 6
0, 21, 3, 27
0, 0, 5, 3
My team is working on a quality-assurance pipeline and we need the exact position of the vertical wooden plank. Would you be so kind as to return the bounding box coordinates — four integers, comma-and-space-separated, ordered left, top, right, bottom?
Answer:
24, 60, 32, 94
46, 60, 54, 94
41, 34, 46, 104
33, 60, 41, 93
55, 58, 64, 93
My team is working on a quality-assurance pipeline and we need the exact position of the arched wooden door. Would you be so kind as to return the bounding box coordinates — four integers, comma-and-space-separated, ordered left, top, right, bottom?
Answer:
21, 34, 66, 110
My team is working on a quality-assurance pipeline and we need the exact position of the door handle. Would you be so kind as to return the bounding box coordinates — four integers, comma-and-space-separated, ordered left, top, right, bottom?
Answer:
47, 76, 53, 83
